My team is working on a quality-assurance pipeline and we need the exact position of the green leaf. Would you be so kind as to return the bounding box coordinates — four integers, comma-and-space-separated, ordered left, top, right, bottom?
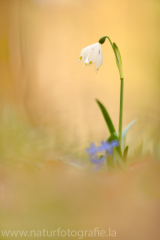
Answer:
123, 146, 129, 163
107, 134, 122, 157
113, 43, 122, 67
107, 134, 118, 142
122, 119, 137, 143
112, 43, 123, 79
96, 100, 122, 157
96, 99, 116, 135
113, 148, 129, 172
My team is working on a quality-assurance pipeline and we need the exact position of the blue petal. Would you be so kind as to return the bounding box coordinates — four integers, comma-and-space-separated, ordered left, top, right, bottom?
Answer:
97, 141, 109, 151
89, 155, 106, 164
107, 141, 119, 154
110, 140, 119, 148
97, 140, 119, 155
86, 142, 97, 155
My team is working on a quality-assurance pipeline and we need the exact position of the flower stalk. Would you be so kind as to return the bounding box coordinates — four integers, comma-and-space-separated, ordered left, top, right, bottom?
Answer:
119, 78, 123, 146
99, 36, 124, 147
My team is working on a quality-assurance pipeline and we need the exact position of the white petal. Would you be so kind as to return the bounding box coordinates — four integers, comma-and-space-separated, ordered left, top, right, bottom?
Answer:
83, 54, 89, 67
84, 54, 89, 64
78, 43, 98, 62
95, 44, 103, 73
88, 44, 100, 64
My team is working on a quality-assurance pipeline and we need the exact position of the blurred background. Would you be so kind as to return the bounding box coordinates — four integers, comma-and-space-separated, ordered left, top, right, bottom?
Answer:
0, 0, 160, 157
0, 0, 160, 239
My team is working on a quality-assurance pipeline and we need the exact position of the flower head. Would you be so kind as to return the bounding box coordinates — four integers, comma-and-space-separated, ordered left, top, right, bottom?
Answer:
89, 154, 106, 165
78, 43, 103, 73
97, 140, 119, 154
85, 140, 119, 170
85, 142, 97, 155
86, 142, 106, 165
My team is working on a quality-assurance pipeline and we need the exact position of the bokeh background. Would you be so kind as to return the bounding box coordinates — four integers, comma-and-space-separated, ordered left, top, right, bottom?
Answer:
0, 0, 160, 239
1, 0, 160, 155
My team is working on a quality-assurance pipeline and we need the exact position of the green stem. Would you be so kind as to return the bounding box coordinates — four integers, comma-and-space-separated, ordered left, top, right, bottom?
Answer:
119, 78, 124, 146
101, 36, 115, 51
99, 36, 119, 63
99, 36, 124, 147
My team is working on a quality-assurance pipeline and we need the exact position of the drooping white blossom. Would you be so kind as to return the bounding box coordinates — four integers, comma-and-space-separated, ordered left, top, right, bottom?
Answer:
78, 43, 103, 73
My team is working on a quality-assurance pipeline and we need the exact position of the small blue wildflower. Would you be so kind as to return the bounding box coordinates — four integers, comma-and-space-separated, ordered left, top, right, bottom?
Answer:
85, 142, 97, 155
97, 140, 119, 154
86, 140, 119, 170
89, 154, 106, 164
86, 142, 106, 165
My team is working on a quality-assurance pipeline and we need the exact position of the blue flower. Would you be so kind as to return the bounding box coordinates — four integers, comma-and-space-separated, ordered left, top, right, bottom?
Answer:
89, 154, 106, 164
85, 142, 97, 155
86, 142, 106, 165
97, 140, 119, 154
85, 140, 119, 168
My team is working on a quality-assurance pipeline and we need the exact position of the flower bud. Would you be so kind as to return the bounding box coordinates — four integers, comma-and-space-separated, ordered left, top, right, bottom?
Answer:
99, 36, 107, 44
113, 43, 123, 79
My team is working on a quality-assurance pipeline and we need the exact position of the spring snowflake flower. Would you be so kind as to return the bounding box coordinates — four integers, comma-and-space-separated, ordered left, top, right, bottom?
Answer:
78, 43, 103, 73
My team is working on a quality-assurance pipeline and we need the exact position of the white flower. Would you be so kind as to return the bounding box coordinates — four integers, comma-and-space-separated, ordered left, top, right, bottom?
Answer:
78, 43, 103, 73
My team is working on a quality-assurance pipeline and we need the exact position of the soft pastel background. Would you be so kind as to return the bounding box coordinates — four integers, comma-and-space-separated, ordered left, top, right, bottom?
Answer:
0, 0, 160, 239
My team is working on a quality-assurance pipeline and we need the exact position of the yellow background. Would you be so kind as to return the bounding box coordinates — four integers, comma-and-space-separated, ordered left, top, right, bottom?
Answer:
0, 0, 160, 152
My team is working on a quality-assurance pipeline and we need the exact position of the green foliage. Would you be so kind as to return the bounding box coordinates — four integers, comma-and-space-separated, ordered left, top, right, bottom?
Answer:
123, 146, 129, 163
122, 119, 137, 142
113, 148, 129, 171
112, 42, 123, 79
96, 99, 116, 135
96, 99, 139, 165
96, 99, 122, 158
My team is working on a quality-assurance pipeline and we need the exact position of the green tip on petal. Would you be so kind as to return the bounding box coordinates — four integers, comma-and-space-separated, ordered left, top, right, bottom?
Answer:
99, 36, 107, 44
